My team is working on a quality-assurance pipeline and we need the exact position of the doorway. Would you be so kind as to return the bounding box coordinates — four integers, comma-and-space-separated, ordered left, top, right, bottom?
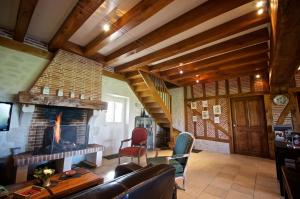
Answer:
102, 94, 128, 155
231, 96, 269, 157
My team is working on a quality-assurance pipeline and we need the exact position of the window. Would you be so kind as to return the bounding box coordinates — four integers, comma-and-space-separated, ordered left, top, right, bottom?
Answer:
105, 101, 123, 123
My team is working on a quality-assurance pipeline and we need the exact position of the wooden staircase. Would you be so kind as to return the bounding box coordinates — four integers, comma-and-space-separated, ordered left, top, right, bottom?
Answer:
126, 70, 172, 130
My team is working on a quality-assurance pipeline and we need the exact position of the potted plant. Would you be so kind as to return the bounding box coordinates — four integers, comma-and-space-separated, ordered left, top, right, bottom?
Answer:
33, 167, 55, 187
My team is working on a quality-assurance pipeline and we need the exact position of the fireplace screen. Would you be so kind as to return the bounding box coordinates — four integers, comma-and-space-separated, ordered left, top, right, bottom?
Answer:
29, 106, 89, 154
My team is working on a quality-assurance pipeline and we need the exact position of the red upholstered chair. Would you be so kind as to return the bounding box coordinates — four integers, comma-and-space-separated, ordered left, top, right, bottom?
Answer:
118, 128, 148, 165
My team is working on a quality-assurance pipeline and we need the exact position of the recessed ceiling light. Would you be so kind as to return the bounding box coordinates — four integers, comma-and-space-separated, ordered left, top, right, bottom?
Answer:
257, 8, 264, 15
255, 74, 261, 79
256, 1, 264, 8
196, 80, 199, 83
196, 75, 199, 77
298, 65, 300, 70
102, 24, 110, 32
179, 70, 183, 74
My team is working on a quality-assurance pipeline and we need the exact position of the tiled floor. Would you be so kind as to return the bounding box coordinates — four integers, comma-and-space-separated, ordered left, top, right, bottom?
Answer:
90, 151, 282, 199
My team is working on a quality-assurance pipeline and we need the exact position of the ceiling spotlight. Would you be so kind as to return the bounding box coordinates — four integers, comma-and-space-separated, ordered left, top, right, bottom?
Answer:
256, 1, 264, 8
102, 24, 110, 32
179, 70, 183, 74
257, 8, 264, 15
196, 74, 199, 77
298, 65, 300, 71
255, 74, 261, 79
196, 80, 199, 83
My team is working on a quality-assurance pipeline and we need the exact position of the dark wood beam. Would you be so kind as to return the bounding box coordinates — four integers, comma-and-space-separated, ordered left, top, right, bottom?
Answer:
171, 54, 268, 81
14, 0, 38, 42
150, 28, 269, 73
49, 0, 105, 51
160, 42, 269, 76
84, 0, 174, 56
115, 11, 269, 73
180, 66, 267, 85
106, 0, 252, 65
269, 0, 300, 92
62, 41, 105, 63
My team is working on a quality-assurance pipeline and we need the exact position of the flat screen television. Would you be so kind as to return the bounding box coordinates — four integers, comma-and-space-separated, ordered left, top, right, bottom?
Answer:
0, 102, 13, 131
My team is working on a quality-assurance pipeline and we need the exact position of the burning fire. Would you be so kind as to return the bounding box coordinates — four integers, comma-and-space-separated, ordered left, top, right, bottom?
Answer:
54, 113, 62, 143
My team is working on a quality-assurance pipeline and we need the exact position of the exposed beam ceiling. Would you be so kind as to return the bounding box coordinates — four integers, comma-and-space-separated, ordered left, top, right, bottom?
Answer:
161, 43, 268, 77
180, 65, 267, 85
14, 0, 38, 42
106, 0, 252, 66
84, 0, 174, 56
172, 54, 269, 81
150, 28, 269, 73
115, 11, 269, 73
49, 0, 105, 51
269, 0, 300, 92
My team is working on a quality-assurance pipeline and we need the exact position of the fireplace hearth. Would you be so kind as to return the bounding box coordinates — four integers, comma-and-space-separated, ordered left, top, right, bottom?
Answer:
28, 106, 90, 154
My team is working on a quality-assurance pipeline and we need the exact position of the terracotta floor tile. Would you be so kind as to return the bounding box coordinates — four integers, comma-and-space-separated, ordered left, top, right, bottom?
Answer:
226, 190, 253, 199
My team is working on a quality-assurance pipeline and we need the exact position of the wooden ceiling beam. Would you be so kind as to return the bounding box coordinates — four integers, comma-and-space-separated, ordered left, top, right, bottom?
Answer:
106, 0, 252, 65
14, 0, 38, 42
269, 0, 300, 92
150, 28, 269, 73
160, 42, 269, 76
49, 0, 105, 51
179, 65, 267, 85
62, 41, 105, 63
84, 0, 174, 56
115, 11, 269, 73
171, 54, 268, 81
182, 69, 267, 86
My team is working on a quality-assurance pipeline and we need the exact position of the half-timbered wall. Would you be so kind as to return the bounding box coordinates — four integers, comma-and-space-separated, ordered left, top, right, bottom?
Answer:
184, 74, 269, 149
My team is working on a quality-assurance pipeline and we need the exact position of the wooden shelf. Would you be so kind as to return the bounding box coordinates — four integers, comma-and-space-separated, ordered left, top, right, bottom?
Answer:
18, 91, 107, 110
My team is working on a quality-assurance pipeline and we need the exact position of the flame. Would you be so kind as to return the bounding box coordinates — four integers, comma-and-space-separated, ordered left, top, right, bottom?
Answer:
54, 113, 62, 143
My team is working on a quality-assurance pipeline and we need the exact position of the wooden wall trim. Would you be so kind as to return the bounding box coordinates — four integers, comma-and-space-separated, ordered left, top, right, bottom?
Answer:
0, 36, 53, 59
102, 70, 126, 81
186, 91, 267, 101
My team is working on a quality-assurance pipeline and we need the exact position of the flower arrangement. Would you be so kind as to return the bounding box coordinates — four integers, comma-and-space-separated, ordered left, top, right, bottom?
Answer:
33, 167, 55, 187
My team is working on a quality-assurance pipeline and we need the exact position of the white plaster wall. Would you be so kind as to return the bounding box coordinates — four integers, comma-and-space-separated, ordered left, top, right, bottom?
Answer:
169, 87, 185, 131
88, 76, 142, 156
0, 46, 48, 158
194, 139, 230, 154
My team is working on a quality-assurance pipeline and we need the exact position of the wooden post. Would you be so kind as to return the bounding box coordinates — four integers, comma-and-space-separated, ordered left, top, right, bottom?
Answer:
264, 94, 275, 158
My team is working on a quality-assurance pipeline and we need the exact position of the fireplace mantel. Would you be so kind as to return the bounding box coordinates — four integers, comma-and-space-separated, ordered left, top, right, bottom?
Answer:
18, 91, 107, 110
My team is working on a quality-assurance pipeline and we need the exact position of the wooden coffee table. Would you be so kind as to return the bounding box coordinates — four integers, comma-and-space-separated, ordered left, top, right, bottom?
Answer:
6, 168, 103, 199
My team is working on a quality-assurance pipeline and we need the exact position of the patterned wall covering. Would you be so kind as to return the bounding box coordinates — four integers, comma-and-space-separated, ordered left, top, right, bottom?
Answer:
185, 74, 268, 143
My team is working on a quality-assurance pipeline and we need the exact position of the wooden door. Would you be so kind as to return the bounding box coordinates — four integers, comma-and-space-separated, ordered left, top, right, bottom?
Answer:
231, 96, 269, 157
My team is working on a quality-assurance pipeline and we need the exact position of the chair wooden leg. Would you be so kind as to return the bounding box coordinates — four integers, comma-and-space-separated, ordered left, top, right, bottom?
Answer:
118, 155, 121, 165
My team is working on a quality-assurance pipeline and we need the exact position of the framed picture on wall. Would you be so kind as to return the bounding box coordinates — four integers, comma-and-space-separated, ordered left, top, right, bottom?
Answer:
214, 116, 220, 124
192, 115, 198, 122
191, 102, 197, 109
213, 105, 221, 115
202, 100, 208, 108
202, 111, 209, 119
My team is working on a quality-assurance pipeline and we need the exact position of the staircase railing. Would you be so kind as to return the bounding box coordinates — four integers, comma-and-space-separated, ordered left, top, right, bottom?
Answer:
149, 74, 172, 115
139, 71, 172, 122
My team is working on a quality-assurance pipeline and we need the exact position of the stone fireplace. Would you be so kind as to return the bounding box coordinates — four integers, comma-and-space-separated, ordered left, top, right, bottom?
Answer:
28, 106, 90, 154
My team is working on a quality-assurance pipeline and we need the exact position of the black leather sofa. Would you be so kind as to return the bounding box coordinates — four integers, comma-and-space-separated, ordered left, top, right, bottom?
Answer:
66, 163, 177, 199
